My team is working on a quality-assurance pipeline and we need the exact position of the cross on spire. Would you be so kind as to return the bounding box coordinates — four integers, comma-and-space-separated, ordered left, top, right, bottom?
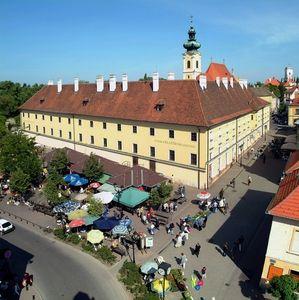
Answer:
190, 15, 193, 25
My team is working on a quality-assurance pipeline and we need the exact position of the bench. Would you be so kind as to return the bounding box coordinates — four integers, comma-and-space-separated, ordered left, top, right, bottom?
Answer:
112, 246, 126, 258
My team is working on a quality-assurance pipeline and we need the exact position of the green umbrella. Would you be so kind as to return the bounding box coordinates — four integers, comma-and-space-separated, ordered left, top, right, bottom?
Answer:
67, 209, 88, 221
87, 230, 104, 244
83, 215, 100, 226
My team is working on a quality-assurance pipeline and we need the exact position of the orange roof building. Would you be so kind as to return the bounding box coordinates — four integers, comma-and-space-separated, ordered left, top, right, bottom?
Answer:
264, 77, 281, 86
203, 62, 233, 81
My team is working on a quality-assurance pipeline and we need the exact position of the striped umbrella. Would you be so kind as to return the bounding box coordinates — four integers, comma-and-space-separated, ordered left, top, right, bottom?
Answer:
111, 224, 129, 236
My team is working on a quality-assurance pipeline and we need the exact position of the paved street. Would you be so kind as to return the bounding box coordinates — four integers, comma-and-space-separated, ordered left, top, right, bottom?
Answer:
1, 223, 129, 300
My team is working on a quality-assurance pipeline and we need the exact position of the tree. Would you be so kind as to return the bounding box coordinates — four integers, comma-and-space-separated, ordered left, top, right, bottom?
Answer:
270, 275, 299, 300
43, 168, 65, 205
158, 181, 173, 199
0, 132, 42, 183
149, 182, 173, 206
9, 168, 31, 195
87, 197, 104, 216
83, 153, 103, 182
49, 149, 69, 175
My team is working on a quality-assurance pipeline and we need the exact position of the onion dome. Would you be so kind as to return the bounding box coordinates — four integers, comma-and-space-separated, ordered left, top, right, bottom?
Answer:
183, 25, 201, 51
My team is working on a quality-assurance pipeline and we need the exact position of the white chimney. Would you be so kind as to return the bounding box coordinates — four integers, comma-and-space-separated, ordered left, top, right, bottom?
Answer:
47, 80, 53, 86
74, 77, 79, 92
222, 77, 228, 89
199, 74, 207, 89
230, 77, 234, 88
167, 72, 175, 80
122, 74, 128, 91
243, 79, 248, 89
57, 79, 62, 93
109, 74, 116, 92
239, 79, 244, 89
96, 75, 104, 92
216, 76, 220, 87
153, 72, 159, 92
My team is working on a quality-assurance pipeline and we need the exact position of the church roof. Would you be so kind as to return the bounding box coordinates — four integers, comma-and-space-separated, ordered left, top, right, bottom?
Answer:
264, 77, 280, 86
20, 79, 269, 128
204, 63, 233, 81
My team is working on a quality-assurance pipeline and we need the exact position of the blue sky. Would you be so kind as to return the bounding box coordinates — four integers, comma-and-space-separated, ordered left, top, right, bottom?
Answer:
1, 0, 298, 84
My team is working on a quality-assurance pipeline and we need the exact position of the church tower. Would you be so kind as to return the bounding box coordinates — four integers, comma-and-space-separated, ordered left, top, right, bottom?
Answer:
183, 20, 201, 80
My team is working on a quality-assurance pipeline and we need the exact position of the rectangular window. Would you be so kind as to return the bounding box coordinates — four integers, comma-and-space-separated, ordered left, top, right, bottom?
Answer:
22, 122, 25, 128
90, 121, 93, 128
191, 132, 197, 141
35, 114, 37, 119
90, 135, 94, 144
133, 125, 137, 133
51, 128, 53, 136
103, 122, 107, 129
118, 141, 122, 150
169, 129, 174, 138
296, 109, 299, 115
191, 153, 197, 165
42, 115, 45, 120
150, 146, 155, 157
36, 125, 38, 132
43, 127, 45, 134
169, 150, 175, 161
68, 132, 72, 140
133, 143, 138, 154
78, 119, 82, 126
117, 124, 121, 131
58, 116, 61, 123
68, 118, 71, 124
28, 113, 30, 118
290, 230, 299, 253
28, 124, 30, 130
103, 138, 107, 147
50, 116, 53, 121
79, 133, 82, 142
150, 128, 155, 136
22, 112, 25, 117
59, 130, 62, 138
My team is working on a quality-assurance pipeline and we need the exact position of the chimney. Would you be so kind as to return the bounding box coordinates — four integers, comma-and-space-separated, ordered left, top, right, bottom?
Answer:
199, 74, 207, 89
230, 77, 234, 88
96, 75, 104, 92
167, 72, 175, 80
47, 80, 53, 86
109, 74, 116, 92
216, 76, 220, 87
153, 72, 159, 92
243, 79, 248, 89
74, 77, 79, 92
57, 79, 62, 93
239, 79, 244, 89
122, 74, 128, 91
222, 77, 228, 89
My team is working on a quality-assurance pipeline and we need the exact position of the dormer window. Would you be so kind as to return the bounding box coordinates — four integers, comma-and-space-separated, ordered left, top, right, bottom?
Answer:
82, 98, 90, 106
40, 98, 45, 104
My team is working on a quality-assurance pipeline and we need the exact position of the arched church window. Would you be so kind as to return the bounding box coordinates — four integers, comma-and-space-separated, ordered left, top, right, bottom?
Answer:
187, 60, 191, 68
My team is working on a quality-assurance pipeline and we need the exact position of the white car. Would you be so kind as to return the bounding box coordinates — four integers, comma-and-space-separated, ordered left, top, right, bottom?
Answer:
0, 219, 15, 235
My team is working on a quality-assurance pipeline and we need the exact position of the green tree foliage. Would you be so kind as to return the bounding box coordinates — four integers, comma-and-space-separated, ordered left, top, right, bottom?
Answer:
0, 81, 44, 119
83, 153, 103, 182
270, 275, 299, 300
149, 182, 173, 206
43, 169, 65, 205
49, 149, 69, 175
9, 168, 31, 195
87, 197, 104, 216
0, 132, 42, 183
267, 83, 286, 101
278, 102, 287, 114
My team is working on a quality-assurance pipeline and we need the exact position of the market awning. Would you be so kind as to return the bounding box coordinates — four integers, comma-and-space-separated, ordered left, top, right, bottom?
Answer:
97, 183, 117, 194
93, 216, 120, 231
113, 187, 149, 208
82, 215, 100, 226
97, 173, 111, 184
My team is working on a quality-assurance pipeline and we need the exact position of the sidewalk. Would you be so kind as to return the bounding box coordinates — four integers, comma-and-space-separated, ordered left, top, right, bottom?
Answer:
20, 284, 43, 300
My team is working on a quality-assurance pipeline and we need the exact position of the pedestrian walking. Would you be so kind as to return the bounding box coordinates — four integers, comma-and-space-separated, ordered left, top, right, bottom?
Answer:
237, 235, 245, 252
175, 234, 182, 248
230, 178, 236, 189
169, 222, 174, 235
219, 188, 224, 199
155, 218, 160, 230
180, 253, 188, 273
194, 243, 201, 257
247, 176, 252, 186
222, 242, 229, 257
169, 201, 174, 213
182, 233, 187, 246
149, 223, 155, 235
201, 266, 207, 279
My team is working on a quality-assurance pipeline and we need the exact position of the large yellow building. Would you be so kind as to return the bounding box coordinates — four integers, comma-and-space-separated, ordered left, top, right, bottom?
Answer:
19, 25, 270, 189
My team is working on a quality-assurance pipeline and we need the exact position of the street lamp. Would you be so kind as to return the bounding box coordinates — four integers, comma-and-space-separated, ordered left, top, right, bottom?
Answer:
158, 262, 171, 300
239, 144, 244, 166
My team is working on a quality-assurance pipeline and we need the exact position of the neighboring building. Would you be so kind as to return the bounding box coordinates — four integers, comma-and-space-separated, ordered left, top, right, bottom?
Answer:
265, 77, 281, 87
250, 86, 279, 112
19, 25, 270, 189
261, 155, 299, 285
288, 97, 299, 126
204, 62, 232, 81
285, 86, 299, 103
182, 24, 201, 79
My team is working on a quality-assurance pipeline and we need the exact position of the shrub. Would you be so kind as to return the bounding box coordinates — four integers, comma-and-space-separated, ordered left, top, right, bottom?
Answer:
53, 228, 66, 240
270, 275, 299, 300
96, 246, 116, 265
81, 241, 95, 253
66, 233, 81, 245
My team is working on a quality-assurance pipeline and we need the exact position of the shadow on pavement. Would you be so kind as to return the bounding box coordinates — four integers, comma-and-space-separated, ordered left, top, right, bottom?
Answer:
73, 291, 95, 300
0, 238, 34, 300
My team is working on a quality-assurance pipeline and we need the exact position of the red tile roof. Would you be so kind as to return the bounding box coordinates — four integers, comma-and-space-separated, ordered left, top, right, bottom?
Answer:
204, 63, 233, 81
285, 151, 299, 174
264, 77, 281, 86
20, 80, 269, 127
267, 169, 299, 221
289, 96, 299, 106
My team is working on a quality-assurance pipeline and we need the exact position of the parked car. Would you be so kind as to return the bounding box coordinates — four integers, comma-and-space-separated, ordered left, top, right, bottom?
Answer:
0, 219, 15, 235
